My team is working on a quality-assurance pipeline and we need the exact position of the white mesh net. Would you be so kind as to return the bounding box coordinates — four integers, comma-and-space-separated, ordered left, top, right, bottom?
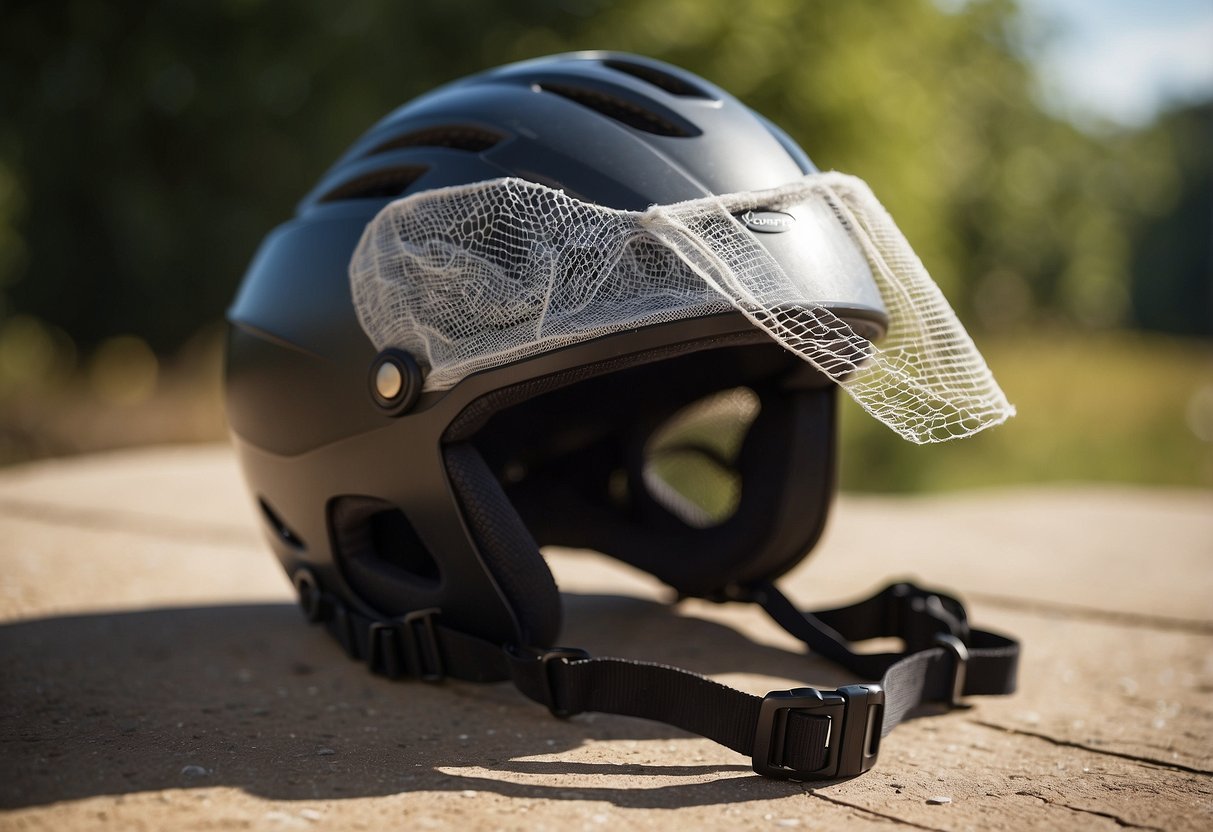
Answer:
350, 171, 1014, 443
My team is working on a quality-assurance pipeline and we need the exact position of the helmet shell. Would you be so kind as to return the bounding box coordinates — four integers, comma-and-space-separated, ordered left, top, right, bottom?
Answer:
226, 52, 877, 647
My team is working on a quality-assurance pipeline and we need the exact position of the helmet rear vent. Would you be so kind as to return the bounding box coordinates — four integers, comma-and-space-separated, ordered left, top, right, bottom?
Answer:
318, 165, 428, 202
536, 82, 699, 137
602, 59, 713, 99
366, 125, 503, 156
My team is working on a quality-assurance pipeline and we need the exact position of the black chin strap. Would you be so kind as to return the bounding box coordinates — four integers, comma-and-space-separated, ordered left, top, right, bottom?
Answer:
294, 573, 1018, 781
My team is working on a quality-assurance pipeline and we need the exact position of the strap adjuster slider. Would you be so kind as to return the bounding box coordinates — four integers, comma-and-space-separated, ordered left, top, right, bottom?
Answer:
752, 684, 884, 780
933, 633, 970, 708
539, 647, 590, 718
368, 607, 445, 682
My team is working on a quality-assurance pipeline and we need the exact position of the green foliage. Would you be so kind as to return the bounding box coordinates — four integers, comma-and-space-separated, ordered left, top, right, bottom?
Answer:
1128, 102, 1213, 336
0, 0, 592, 350
0, 0, 1205, 354
0, 0, 1208, 486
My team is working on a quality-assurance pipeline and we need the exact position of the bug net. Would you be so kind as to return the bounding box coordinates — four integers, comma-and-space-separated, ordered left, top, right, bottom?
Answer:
350, 172, 1013, 443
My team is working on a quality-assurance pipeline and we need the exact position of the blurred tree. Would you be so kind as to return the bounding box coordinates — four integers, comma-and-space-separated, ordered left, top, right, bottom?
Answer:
0, 0, 595, 353
1128, 101, 1212, 336
547, 0, 1190, 334
0, 0, 1208, 483
0, 0, 1204, 351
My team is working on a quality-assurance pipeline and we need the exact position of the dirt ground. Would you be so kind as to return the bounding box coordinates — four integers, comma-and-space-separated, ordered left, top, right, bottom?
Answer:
1, 444, 1210, 830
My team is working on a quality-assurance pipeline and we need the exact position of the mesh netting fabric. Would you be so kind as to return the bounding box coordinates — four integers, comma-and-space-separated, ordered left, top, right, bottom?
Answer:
350, 172, 1014, 443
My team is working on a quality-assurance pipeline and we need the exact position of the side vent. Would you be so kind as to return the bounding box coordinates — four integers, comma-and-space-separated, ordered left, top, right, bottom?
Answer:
603, 59, 713, 99
259, 497, 305, 549
537, 83, 699, 137
330, 496, 441, 587
365, 125, 503, 157
317, 165, 428, 202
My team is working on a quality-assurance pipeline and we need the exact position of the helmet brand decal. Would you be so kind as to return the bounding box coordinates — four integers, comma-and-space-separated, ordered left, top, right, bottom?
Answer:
738, 209, 796, 233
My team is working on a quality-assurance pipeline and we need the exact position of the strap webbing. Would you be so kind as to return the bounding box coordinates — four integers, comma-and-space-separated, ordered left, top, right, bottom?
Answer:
752, 580, 1019, 733
306, 579, 1019, 780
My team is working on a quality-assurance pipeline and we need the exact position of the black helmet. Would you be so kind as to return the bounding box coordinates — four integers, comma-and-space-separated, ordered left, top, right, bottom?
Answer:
226, 52, 1017, 781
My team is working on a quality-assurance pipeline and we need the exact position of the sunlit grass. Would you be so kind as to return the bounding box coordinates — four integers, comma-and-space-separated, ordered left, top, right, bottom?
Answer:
838, 329, 1213, 491
0, 322, 1209, 493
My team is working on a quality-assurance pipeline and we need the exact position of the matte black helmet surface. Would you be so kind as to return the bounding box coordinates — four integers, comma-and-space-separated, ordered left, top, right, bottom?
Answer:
226, 52, 1018, 781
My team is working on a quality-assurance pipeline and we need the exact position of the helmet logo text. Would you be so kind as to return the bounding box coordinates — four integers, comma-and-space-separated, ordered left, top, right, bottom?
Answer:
738, 209, 796, 233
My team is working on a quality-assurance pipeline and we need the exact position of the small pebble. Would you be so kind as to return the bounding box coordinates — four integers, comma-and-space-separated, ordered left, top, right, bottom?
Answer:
926, 795, 952, 805
180, 765, 209, 778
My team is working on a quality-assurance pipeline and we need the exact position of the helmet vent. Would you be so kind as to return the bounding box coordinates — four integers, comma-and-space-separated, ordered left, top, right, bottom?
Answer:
330, 496, 441, 586
603, 59, 713, 99
258, 497, 305, 549
366, 125, 503, 156
537, 82, 698, 137
318, 165, 429, 202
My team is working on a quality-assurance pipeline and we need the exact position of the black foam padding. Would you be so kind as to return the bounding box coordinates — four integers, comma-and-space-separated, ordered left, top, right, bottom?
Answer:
444, 442, 562, 647
501, 386, 833, 597
329, 495, 443, 617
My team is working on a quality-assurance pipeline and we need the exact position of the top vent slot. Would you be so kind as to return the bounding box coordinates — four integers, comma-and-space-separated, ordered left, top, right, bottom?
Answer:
365, 125, 503, 157
603, 59, 713, 99
318, 165, 428, 203
537, 83, 698, 137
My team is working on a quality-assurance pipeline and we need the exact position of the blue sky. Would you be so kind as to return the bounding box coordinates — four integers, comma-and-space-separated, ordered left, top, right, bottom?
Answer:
1012, 0, 1213, 125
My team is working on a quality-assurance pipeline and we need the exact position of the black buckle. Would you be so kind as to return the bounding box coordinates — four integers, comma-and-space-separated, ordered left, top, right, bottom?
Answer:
752, 684, 884, 780
368, 608, 444, 682
933, 633, 970, 708
886, 582, 970, 651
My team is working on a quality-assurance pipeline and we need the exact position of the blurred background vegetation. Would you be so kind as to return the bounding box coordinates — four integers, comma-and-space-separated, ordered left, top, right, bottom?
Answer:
0, 0, 1209, 490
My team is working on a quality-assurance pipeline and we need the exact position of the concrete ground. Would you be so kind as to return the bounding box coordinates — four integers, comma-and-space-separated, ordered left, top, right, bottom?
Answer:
0, 444, 1210, 831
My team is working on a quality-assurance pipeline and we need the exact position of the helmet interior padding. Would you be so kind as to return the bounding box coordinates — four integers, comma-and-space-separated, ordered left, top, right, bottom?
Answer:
445, 443, 563, 646
467, 342, 838, 604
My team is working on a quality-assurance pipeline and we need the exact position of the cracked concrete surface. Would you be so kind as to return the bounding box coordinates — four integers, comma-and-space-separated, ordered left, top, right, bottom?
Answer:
0, 444, 1210, 830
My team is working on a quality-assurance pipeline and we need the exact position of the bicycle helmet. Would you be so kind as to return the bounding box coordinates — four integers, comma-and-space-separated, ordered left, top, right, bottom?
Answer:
226, 52, 1018, 781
